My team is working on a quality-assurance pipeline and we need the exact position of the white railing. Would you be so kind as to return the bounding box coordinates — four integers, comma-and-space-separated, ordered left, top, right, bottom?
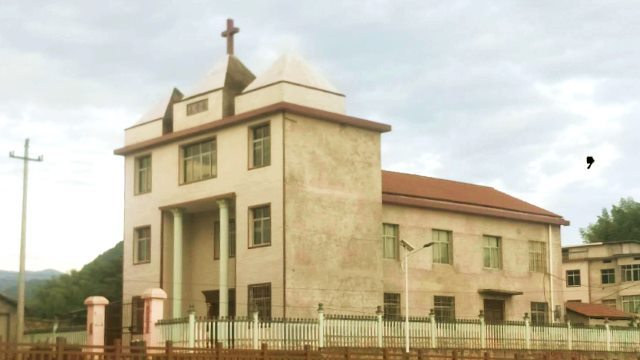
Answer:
155, 305, 640, 351
23, 329, 87, 345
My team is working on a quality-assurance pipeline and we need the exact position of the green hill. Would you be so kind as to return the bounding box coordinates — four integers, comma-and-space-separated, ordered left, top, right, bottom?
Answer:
27, 241, 123, 319
0, 269, 62, 302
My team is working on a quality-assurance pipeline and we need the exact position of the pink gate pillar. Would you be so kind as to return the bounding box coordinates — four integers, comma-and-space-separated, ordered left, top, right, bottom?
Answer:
142, 288, 167, 346
84, 296, 109, 350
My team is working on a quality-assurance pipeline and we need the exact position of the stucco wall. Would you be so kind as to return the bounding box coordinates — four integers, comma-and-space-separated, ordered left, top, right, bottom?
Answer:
125, 119, 164, 146
235, 83, 345, 115
173, 91, 224, 132
123, 113, 284, 319
382, 204, 564, 321
283, 113, 383, 317
0, 300, 16, 342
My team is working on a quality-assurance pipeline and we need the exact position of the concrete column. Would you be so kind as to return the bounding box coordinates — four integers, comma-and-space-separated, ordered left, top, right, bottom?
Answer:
171, 208, 184, 319
84, 296, 109, 350
217, 199, 229, 318
142, 288, 167, 347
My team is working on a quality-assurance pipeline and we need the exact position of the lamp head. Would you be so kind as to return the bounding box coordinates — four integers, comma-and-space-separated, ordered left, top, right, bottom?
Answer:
400, 240, 415, 252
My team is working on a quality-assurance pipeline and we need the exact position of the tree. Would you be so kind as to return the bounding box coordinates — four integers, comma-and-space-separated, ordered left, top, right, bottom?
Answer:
580, 198, 640, 243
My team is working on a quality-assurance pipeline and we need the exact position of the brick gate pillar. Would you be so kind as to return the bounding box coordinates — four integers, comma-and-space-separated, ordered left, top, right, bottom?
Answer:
84, 296, 109, 350
142, 288, 168, 347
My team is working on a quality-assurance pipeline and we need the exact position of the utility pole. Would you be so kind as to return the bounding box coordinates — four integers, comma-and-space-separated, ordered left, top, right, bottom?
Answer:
9, 138, 43, 343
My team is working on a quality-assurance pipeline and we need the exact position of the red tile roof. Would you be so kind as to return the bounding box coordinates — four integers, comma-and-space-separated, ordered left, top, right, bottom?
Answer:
566, 302, 633, 319
382, 171, 569, 226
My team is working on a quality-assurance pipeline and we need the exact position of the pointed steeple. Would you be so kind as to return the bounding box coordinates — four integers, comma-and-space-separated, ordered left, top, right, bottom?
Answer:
243, 52, 342, 95
135, 87, 183, 133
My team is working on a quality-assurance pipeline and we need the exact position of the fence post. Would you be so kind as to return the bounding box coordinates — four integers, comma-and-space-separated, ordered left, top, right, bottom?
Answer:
605, 319, 611, 352
304, 345, 311, 360
84, 296, 109, 351
187, 306, 196, 348
142, 288, 168, 347
261, 343, 268, 360
56, 337, 66, 360
483, 351, 490, 360
376, 306, 383, 348
252, 309, 259, 350
429, 309, 437, 349
317, 303, 325, 349
523, 313, 531, 350
114, 339, 122, 360
566, 320, 572, 351
479, 310, 486, 349
215, 342, 221, 359
345, 347, 350, 360
166, 340, 173, 360
383, 348, 389, 360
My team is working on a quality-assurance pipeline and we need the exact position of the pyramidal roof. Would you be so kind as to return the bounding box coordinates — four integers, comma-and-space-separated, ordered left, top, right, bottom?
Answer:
243, 52, 342, 94
135, 88, 183, 126
186, 55, 254, 98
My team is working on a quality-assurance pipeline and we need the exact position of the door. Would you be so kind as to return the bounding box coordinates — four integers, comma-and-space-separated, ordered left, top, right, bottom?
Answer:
483, 299, 505, 323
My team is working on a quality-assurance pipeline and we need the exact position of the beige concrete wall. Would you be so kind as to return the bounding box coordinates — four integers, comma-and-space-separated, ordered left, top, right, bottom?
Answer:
0, 301, 16, 342
123, 113, 285, 319
382, 204, 564, 321
235, 83, 345, 115
283, 113, 383, 317
125, 119, 164, 146
173, 91, 224, 132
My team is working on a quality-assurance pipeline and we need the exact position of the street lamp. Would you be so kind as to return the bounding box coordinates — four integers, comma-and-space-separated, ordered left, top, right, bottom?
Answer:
400, 240, 434, 353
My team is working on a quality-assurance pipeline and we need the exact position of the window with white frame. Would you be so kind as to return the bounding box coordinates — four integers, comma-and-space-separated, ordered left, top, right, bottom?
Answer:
622, 295, 640, 313
621, 264, 640, 282
251, 205, 271, 247
134, 226, 150, 264
135, 155, 151, 194
248, 283, 271, 320
528, 241, 546, 272
434, 296, 455, 322
601, 269, 615, 284
566, 269, 581, 287
251, 124, 270, 168
530, 302, 548, 325
433, 229, 452, 264
382, 224, 399, 259
182, 139, 216, 184
383, 293, 401, 320
186, 99, 208, 115
483, 235, 501, 269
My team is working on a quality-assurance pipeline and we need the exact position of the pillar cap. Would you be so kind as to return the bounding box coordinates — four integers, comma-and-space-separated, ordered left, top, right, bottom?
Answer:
84, 296, 109, 306
142, 288, 168, 300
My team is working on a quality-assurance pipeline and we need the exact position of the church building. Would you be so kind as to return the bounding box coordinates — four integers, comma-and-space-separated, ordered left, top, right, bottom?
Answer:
115, 20, 570, 327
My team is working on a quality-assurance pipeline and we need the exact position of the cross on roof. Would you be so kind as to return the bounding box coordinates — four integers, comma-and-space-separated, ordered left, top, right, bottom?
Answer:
221, 18, 240, 55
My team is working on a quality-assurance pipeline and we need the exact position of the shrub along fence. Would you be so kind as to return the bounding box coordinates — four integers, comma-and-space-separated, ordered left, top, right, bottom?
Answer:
155, 306, 640, 352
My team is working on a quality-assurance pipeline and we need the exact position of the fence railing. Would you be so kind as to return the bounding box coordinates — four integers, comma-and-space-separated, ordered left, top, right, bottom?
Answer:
23, 326, 87, 345
156, 308, 640, 352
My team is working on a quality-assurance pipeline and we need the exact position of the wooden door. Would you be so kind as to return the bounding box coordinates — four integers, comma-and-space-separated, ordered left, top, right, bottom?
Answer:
483, 299, 505, 323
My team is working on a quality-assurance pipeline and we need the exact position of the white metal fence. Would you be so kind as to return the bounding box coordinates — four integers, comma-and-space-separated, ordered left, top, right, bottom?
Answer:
23, 329, 87, 345
156, 309, 640, 352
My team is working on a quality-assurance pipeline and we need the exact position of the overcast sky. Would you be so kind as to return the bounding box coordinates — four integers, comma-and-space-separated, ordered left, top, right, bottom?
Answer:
1, 0, 638, 273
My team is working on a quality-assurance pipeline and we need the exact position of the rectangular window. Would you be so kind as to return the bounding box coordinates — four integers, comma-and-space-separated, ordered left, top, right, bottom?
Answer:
434, 296, 455, 322
248, 283, 271, 320
130, 296, 144, 335
186, 99, 208, 115
566, 270, 581, 287
251, 205, 271, 247
135, 155, 152, 194
483, 235, 501, 269
602, 299, 617, 309
432, 229, 452, 264
383, 293, 401, 320
530, 302, 548, 325
182, 139, 216, 184
214, 220, 236, 259
622, 295, 640, 313
382, 224, 399, 259
528, 241, 546, 272
134, 226, 151, 264
601, 269, 615, 284
251, 124, 271, 168
621, 264, 640, 282
203, 289, 236, 318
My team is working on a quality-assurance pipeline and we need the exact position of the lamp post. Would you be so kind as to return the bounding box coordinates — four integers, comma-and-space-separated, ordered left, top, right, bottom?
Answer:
401, 240, 434, 353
